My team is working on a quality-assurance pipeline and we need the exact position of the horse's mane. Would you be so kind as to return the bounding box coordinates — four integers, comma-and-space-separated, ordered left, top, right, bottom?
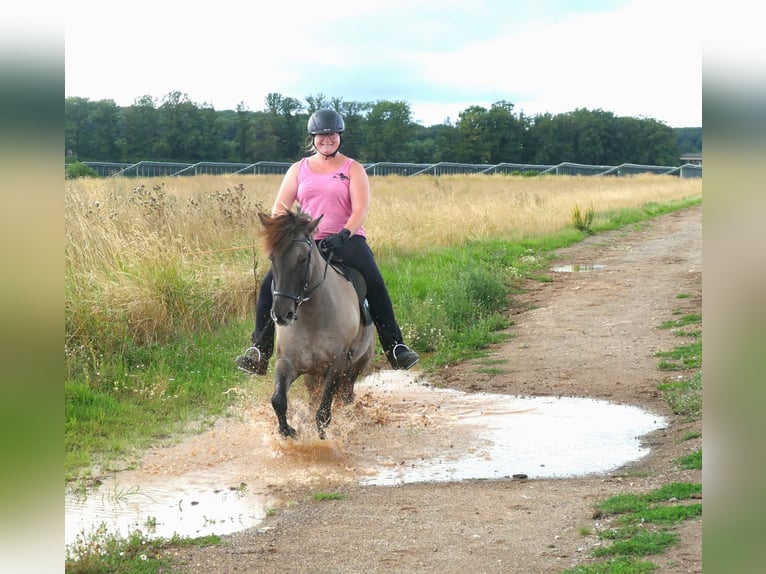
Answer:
260, 208, 316, 257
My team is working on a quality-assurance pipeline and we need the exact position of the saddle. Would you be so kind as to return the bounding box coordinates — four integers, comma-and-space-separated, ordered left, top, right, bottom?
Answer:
318, 249, 373, 326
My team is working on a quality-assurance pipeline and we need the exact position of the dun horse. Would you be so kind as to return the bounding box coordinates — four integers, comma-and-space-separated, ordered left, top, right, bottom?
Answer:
259, 208, 375, 439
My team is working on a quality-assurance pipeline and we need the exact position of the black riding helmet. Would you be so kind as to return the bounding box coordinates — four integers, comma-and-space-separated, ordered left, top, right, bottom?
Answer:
307, 109, 345, 135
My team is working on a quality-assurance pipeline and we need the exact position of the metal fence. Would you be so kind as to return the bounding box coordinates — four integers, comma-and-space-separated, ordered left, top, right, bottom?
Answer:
73, 160, 702, 179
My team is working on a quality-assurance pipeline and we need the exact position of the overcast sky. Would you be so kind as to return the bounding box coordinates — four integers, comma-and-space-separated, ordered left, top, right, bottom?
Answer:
64, 0, 702, 127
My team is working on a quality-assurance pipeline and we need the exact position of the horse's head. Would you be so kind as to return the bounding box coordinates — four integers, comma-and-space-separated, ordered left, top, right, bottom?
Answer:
259, 208, 323, 326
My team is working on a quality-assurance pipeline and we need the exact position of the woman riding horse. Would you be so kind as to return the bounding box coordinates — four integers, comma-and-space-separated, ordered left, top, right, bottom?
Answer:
236, 108, 418, 376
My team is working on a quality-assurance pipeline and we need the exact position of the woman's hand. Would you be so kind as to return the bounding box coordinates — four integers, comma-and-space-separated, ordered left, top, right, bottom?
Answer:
320, 228, 351, 252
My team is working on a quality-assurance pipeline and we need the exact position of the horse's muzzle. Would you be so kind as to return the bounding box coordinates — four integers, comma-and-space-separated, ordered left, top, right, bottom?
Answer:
271, 308, 297, 326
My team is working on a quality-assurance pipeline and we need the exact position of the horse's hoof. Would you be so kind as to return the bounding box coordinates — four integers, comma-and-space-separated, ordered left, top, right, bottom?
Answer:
279, 425, 297, 439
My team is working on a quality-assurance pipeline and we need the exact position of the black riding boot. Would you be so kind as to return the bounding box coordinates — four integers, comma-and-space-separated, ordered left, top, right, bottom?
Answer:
235, 320, 275, 375
385, 342, 419, 370
377, 323, 419, 370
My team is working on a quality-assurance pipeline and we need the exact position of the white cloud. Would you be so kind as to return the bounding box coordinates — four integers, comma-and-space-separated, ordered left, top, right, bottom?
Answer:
65, 0, 701, 126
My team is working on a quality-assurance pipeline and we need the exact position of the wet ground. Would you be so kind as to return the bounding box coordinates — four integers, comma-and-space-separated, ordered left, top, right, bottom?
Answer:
65, 370, 665, 546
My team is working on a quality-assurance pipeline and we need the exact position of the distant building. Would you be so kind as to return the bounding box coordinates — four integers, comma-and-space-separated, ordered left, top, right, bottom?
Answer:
680, 153, 702, 166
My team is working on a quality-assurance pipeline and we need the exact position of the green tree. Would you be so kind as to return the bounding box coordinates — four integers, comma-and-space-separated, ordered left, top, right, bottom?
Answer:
362, 100, 414, 162
569, 108, 611, 164
456, 106, 491, 163
338, 100, 371, 161
638, 119, 680, 165
88, 99, 123, 160
64, 97, 93, 160
674, 127, 702, 154
485, 101, 526, 163
234, 102, 253, 162
430, 123, 460, 162
254, 93, 304, 162
122, 95, 159, 161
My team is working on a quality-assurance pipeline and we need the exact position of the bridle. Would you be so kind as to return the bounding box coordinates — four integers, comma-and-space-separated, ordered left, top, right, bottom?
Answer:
270, 235, 331, 318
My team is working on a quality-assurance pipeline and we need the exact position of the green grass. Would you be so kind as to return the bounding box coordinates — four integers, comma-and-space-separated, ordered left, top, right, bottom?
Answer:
570, 483, 702, 571
593, 529, 678, 557
65, 322, 266, 480
676, 449, 702, 470
658, 313, 701, 329
658, 372, 702, 420
65, 522, 220, 574
654, 308, 702, 420
311, 492, 346, 501
655, 312, 701, 371
560, 557, 659, 573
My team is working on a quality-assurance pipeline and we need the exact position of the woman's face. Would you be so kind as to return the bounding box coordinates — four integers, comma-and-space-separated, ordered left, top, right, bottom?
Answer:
313, 132, 340, 154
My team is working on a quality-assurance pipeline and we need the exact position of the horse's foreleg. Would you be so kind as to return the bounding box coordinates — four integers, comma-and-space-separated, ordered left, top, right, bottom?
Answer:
271, 365, 297, 438
315, 373, 339, 440
336, 350, 355, 404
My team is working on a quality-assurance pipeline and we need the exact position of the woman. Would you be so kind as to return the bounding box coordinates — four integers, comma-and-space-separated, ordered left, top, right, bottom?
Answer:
236, 109, 419, 374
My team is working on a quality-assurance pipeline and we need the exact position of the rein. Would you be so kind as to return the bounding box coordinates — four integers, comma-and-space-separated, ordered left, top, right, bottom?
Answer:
270, 235, 332, 310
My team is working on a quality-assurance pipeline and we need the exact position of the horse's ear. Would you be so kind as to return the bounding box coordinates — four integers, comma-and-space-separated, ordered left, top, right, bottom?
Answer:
258, 211, 270, 226
308, 214, 324, 236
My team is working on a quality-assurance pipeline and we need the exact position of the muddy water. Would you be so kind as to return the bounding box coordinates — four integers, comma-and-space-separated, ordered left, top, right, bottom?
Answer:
65, 370, 665, 547
551, 263, 607, 272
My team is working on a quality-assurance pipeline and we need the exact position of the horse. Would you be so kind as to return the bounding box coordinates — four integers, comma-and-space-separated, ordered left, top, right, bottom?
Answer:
259, 208, 375, 439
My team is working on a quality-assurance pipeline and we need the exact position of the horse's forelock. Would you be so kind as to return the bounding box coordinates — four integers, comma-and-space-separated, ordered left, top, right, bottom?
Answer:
261, 209, 314, 256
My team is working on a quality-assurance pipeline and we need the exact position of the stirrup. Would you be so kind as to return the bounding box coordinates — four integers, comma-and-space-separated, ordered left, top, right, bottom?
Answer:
389, 343, 419, 370
235, 346, 268, 375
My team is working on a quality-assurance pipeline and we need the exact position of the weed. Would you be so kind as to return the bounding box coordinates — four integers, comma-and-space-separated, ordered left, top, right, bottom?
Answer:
658, 372, 702, 420
572, 203, 595, 233
65, 522, 220, 574
560, 556, 658, 573
593, 529, 678, 557
311, 492, 346, 501
680, 430, 701, 441
580, 483, 701, 570
477, 367, 506, 376
658, 313, 701, 329
676, 449, 702, 470
144, 516, 157, 533
656, 340, 702, 369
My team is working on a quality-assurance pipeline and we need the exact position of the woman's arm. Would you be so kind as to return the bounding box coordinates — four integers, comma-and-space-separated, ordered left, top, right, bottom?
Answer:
344, 160, 370, 234
271, 162, 300, 216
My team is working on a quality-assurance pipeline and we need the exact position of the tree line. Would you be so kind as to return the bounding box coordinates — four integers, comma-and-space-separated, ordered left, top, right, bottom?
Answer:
65, 91, 702, 167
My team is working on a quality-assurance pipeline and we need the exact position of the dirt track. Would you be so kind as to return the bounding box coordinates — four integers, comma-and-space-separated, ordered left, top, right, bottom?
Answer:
165, 205, 702, 574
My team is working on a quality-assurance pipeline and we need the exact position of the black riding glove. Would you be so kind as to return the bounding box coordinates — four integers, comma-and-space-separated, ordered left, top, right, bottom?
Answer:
321, 228, 351, 252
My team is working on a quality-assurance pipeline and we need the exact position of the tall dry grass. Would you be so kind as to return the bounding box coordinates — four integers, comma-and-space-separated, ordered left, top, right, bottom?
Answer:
65, 176, 277, 359
65, 173, 701, 361
365, 174, 702, 254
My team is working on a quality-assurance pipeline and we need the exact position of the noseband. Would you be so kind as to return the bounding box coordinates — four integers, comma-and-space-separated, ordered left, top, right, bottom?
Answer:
270, 236, 330, 315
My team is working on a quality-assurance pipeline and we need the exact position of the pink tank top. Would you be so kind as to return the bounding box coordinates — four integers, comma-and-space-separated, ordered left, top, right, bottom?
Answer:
296, 157, 366, 240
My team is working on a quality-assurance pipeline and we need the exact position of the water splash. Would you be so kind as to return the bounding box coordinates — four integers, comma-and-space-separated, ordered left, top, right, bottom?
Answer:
65, 370, 665, 546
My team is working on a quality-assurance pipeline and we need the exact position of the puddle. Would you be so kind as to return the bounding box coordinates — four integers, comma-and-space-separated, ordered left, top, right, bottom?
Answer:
65, 371, 665, 548
551, 263, 606, 272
